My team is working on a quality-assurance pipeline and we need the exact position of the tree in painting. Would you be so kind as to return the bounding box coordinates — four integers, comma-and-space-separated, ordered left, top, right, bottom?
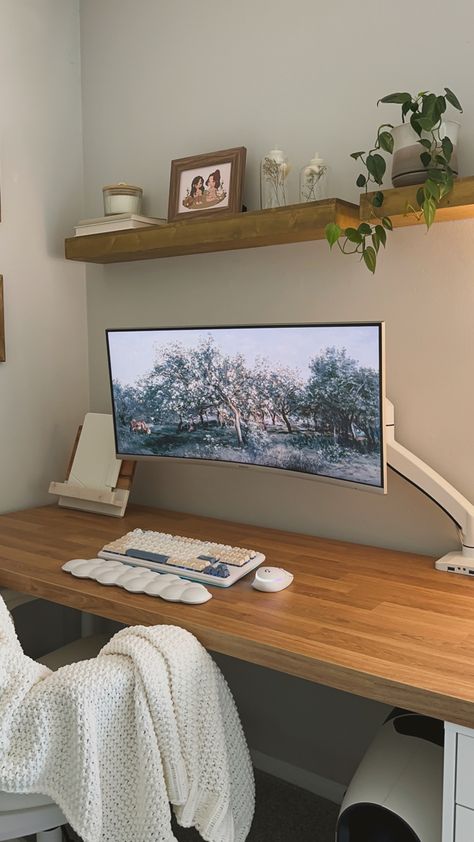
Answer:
112, 334, 382, 486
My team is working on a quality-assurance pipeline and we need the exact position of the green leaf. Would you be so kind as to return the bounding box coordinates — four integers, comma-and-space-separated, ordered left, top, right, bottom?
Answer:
422, 197, 437, 229
418, 138, 432, 149
401, 100, 412, 121
372, 191, 384, 208
375, 225, 387, 247
344, 227, 363, 244
420, 151, 431, 167
427, 168, 445, 183
441, 136, 453, 162
358, 222, 372, 237
437, 175, 454, 199
350, 151, 365, 160
421, 93, 443, 126
417, 116, 436, 132
444, 87, 463, 112
366, 153, 386, 184
410, 114, 422, 136
378, 131, 394, 154
356, 174, 367, 188
363, 246, 377, 274
424, 179, 440, 201
325, 222, 342, 248
416, 187, 425, 207
372, 232, 380, 253
421, 93, 437, 117
378, 92, 412, 105
382, 216, 393, 230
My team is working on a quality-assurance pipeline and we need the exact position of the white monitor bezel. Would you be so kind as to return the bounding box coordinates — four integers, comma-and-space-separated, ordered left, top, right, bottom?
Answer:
106, 321, 387, 494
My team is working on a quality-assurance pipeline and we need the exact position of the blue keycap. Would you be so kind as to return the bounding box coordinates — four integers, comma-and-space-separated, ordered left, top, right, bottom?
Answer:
125, 549, 170, 564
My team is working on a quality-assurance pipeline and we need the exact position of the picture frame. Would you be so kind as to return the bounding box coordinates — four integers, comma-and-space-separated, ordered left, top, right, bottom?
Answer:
167, 146, 246, 223
0, 276, 5, 362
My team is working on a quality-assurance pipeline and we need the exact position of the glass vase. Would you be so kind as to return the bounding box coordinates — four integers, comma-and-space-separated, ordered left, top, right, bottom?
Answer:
299, 154, 328, 203
260, 148, 290, 209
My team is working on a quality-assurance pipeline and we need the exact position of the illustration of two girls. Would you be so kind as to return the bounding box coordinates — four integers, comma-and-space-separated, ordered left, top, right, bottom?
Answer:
186, 169, 224, 209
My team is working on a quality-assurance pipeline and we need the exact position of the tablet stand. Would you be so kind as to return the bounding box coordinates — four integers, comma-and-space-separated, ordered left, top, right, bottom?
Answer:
49, 413, 136, 517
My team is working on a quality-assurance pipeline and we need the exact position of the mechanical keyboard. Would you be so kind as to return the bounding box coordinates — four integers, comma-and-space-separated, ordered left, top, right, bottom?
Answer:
98, 528, 265, 587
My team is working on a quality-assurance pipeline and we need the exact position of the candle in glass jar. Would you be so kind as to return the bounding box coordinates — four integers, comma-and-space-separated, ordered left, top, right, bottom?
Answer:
102, 183, 143, 215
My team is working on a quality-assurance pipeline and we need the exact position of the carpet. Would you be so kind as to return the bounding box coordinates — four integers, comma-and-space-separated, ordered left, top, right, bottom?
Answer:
172, 769, 340, 841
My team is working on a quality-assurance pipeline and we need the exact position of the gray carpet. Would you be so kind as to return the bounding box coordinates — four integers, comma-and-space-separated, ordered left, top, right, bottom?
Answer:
63, 769, 339, 841
172, 769, 339, 841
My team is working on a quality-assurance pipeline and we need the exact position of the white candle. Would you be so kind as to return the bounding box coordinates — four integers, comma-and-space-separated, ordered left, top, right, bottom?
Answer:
103, 183, 143, 216
106, 194, 141, 214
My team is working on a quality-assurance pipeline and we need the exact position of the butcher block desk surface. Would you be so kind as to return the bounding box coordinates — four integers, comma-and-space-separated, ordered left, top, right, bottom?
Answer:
1, 503, 474, 728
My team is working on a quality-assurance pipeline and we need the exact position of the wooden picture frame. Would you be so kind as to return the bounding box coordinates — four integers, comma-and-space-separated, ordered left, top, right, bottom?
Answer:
0, 276, 5, 362
167, 146, 246, 223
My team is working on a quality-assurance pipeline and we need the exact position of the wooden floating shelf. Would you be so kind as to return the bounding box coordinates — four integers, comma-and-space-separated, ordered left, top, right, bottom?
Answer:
64, 199, 359, 264
360, 175, 474, 228
65, 177, 474, 264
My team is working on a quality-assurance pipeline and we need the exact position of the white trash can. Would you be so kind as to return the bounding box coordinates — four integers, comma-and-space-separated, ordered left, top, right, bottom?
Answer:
336, 712, 443, 842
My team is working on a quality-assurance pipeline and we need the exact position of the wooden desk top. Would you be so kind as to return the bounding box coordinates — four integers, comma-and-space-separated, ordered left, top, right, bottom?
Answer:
1, 503, 474, 727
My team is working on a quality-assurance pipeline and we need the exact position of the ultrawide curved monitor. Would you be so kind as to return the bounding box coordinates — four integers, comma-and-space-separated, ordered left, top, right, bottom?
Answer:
106, 322, 386, 491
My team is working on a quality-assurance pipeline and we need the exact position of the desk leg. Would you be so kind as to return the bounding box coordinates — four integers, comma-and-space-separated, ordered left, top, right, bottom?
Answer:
80, 611, 95, 638
443, 723, 457, 842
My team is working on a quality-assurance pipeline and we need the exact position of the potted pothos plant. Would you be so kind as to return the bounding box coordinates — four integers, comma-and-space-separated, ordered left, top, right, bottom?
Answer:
325, 88, 463, 273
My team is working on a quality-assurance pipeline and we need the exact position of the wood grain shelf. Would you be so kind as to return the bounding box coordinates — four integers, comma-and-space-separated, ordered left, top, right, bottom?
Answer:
64, 199, 359, 264
65, 177, 474, 265
360, 174, 474, 228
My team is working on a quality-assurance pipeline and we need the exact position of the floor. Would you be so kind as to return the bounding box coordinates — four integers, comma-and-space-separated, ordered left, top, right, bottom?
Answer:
62, 770, 339, 841
172, 769, 339, 842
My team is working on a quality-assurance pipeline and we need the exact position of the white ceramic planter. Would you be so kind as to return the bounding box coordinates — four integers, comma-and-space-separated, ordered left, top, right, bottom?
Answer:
391, 119, 459, 187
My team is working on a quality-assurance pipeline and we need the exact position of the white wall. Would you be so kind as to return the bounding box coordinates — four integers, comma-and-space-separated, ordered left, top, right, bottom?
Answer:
79, 0, 474, 790
0, 0, 89, 513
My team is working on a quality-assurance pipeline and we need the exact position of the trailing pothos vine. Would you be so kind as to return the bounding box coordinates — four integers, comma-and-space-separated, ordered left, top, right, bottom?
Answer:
325, 88, 463, 273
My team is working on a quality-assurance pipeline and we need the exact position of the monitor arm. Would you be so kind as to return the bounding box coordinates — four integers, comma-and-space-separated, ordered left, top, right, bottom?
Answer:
385, 400, 474, 567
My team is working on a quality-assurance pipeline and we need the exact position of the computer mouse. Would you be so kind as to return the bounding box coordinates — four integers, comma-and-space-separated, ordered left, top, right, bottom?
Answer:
252, 566, 294, 592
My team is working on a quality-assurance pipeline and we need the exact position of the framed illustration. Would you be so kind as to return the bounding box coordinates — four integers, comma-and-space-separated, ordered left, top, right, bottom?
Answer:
167, 146, 246, 223
0, 276, 5, 362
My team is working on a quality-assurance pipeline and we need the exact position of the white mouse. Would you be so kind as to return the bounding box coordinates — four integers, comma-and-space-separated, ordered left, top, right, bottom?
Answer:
252, 566, 294, 592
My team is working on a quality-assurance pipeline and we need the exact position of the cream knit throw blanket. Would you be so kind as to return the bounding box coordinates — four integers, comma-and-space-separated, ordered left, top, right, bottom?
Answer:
0, 597, 254, 842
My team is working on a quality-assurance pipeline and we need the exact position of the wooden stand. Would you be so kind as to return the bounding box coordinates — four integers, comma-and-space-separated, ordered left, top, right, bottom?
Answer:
49, 414, 136, 517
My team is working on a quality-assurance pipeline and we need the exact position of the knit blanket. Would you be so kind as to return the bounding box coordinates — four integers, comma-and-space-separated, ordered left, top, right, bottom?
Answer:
0, 596, 254, 842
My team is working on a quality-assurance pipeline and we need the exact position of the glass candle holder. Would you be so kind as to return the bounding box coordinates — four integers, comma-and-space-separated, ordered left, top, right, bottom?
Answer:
103, 183, 143, 215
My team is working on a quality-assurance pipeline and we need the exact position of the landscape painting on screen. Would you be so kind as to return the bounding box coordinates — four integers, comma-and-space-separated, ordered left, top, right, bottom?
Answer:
107, 324, 384, 487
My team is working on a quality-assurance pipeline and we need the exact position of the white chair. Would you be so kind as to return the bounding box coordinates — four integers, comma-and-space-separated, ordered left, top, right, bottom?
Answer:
0, 597, 109, 842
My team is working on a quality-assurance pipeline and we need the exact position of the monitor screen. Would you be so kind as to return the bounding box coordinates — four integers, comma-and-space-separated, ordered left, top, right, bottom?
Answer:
106, 322, 386, 491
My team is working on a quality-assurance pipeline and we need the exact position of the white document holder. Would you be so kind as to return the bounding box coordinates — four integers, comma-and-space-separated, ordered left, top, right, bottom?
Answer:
49, 413, 130, 517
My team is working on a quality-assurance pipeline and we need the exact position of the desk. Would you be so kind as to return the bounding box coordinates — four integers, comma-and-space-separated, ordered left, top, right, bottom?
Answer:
0, 503, 474, 727
1, 502, 473, 840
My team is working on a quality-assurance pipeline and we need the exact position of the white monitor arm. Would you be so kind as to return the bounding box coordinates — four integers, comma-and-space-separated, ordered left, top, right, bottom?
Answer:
386, 400, 474, 570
